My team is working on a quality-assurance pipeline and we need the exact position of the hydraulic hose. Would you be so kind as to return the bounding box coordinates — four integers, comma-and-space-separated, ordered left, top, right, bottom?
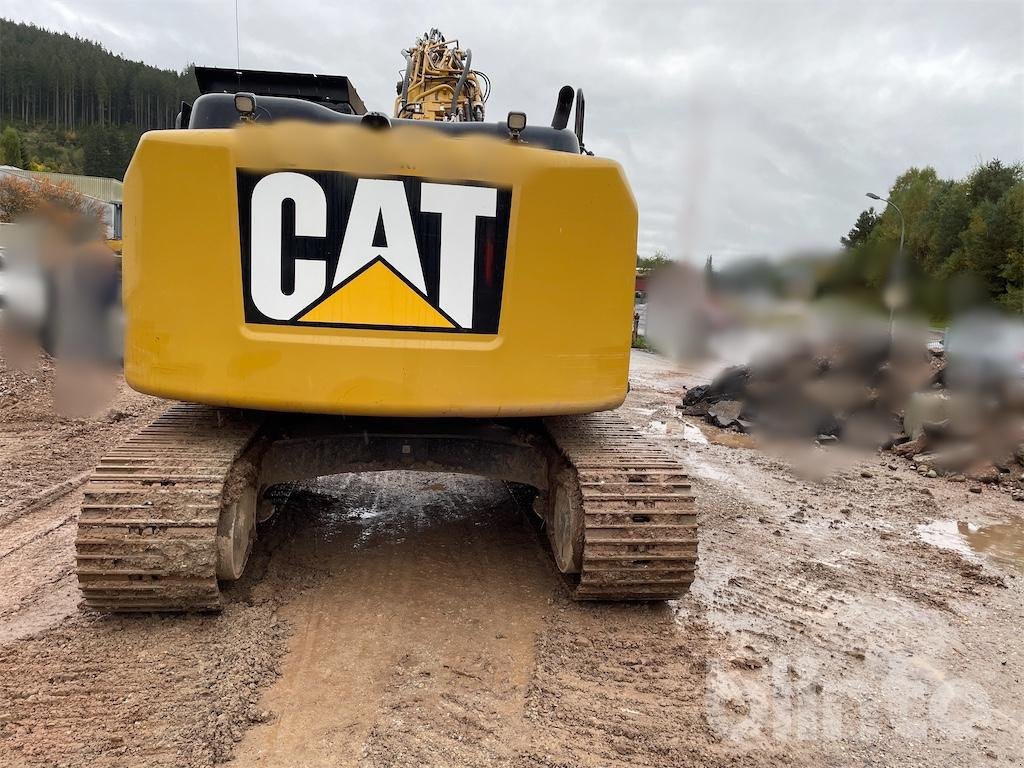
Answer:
400, 51, 413, 111
449, 48, 472, 120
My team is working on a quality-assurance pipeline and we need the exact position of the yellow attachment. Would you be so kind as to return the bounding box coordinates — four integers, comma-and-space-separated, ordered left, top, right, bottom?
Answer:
121, 121, 637, 417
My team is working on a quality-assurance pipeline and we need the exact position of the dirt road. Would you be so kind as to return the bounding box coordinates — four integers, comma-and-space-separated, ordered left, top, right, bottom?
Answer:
1, 352, 1021, 766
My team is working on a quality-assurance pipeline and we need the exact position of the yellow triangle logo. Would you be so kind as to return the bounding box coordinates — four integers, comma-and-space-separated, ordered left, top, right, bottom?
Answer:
297, 261, 456, 329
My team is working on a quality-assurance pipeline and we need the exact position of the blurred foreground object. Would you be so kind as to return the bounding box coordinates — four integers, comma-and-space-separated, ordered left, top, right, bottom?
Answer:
675, 302, 1024, 488
0, 176, 121, 415
896, 310, 1024, 485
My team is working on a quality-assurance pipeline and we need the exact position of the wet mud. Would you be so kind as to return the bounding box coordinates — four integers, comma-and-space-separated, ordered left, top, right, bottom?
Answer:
1, 351, 1021, 766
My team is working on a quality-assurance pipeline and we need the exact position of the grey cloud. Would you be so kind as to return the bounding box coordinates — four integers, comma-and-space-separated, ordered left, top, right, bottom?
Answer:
3, 0, 1021, 263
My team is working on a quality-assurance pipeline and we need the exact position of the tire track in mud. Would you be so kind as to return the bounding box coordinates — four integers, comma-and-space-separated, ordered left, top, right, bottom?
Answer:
0, 487, 305, 768
626, 375, 1024, 765
0, 490, 91, 644
230, 473, 554, 768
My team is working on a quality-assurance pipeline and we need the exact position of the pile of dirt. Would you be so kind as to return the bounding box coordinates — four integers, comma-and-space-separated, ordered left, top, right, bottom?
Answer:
891, 387, 1024, 491
677, 334, 1024, 493
677, 332, 936, 441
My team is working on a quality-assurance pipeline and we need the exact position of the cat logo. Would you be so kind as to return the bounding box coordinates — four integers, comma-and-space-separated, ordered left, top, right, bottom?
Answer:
238, 170, 511, 333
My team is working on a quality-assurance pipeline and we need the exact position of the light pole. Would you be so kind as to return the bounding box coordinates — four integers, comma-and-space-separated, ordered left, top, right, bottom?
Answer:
866, 192, 906, 339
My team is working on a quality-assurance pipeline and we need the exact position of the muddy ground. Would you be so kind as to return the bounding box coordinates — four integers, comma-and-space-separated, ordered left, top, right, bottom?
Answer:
0, 351, 1021, 767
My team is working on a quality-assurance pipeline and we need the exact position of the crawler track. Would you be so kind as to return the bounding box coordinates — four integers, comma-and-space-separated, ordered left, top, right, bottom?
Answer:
545, 413, 698, 600
74, 405, 693, 611
74, 404, 262, 612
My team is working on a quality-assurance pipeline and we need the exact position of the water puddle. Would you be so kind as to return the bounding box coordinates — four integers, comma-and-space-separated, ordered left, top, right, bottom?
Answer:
678, 419, 709, 445
685, 455, 733, 484
916, 518, 1024, 571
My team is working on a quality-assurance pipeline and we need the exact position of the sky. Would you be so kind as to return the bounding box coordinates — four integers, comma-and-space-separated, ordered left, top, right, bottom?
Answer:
2, 0, 1022, 264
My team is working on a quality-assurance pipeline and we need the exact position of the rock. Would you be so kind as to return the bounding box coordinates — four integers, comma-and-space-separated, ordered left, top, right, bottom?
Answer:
707, 400, 744, 430
927, 470, 937, 478
893, 435, 928, 457
921, 418, 951, 438
966, 461, 1000, 484
681, 384, 711, 406
676, 402, 710, 417
911, 444, 978, 473
969, 485, 983, 494
903, 391, 950, 439
709, 365, 751, 400
860, 470, 873, 479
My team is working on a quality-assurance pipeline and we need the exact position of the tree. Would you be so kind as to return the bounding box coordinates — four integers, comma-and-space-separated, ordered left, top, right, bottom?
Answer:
966, 159, 1023, 206
840, 207, 878, 249
0, 19, 201, 176
825, 159, 1024, 315
636, 250, 673, 274
82, 125, 139, 178
0, 174, 107, 229
924, 181, 971, 276
999, 248, 1024, 313
0, 127, 25, 167
958, 182, 1024, 299
0, 174, 40, 221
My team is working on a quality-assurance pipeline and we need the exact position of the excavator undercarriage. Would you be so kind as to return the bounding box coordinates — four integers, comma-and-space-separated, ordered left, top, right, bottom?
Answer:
76, 407, 697, 610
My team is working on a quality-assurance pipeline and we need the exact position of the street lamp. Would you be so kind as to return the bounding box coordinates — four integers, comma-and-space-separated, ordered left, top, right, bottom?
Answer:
866, 192, 906, 337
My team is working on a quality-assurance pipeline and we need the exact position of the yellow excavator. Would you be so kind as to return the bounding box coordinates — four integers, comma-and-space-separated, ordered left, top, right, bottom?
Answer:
74, 32, 697, 611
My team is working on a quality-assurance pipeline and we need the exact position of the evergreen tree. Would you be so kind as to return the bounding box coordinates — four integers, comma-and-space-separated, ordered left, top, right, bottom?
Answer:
636, 250, 673, 274
966, 159, 1022, 206
830, 160, 1024, 314
82, 125, 139, 179
840, 208, 877, 249
0, 19, 200, 176
0, 126, 25, 167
